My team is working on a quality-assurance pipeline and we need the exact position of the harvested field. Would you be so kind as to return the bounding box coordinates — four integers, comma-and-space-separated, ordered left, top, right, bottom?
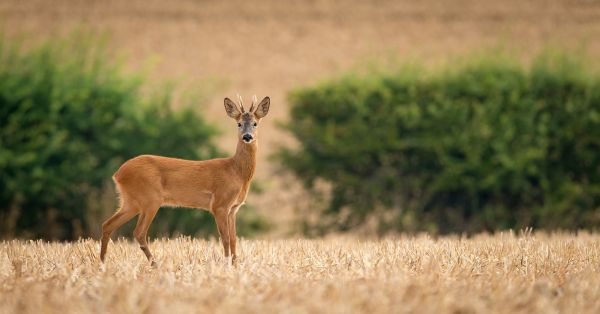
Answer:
2, 0, 600, 234
2, 233, 600, 313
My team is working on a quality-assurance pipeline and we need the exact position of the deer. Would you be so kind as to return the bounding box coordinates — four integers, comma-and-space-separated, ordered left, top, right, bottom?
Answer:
99, 95, 270, 266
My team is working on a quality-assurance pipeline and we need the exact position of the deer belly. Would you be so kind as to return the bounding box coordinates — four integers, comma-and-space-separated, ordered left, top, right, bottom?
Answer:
162, 191, 212, 210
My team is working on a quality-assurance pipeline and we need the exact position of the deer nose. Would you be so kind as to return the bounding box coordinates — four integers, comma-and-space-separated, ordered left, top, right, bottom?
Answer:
242, 134, 253, 142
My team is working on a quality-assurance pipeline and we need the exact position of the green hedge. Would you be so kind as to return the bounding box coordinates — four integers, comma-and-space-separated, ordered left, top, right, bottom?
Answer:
0, 33, 267, 239
279, 53, 600, 234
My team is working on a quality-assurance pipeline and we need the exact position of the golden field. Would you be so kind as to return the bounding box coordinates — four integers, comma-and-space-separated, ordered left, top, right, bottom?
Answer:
1, 233, 600, 313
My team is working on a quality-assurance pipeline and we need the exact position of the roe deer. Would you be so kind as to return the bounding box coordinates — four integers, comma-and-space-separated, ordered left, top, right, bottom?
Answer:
100, 95, 270, 266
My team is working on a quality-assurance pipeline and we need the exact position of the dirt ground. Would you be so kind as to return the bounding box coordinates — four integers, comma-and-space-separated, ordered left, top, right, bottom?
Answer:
2, 0, 600, 235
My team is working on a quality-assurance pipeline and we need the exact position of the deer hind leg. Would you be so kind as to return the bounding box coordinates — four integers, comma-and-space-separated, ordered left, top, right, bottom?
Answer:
100, 206, 138, 262
133, 205, 160, 266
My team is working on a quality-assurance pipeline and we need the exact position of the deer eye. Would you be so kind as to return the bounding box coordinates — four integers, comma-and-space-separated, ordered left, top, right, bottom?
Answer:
237, 123, 242, 128
253, 122, 257, 127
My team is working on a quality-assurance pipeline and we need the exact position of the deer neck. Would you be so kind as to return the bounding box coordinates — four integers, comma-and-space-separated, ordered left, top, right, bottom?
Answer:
232, 139, 257, 181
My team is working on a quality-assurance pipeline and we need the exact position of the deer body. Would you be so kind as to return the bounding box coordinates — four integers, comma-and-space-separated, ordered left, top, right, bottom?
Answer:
100, 96, 269, 266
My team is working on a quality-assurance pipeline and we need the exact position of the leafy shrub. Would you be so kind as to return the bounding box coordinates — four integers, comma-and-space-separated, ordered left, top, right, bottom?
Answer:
0, 33, 268, 239
279, 52, 600, 234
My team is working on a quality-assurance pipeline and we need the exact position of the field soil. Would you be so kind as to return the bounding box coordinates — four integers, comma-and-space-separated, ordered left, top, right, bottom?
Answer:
1, 0, 600, 234
1, 234, 600, 313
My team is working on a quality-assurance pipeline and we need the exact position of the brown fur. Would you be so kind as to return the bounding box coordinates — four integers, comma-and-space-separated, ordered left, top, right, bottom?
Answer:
100, 96, 270, 266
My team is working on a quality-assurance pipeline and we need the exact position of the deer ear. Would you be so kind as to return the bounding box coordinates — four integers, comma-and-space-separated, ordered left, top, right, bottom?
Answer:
224, 98, 241, 119
254, 96, 270, 119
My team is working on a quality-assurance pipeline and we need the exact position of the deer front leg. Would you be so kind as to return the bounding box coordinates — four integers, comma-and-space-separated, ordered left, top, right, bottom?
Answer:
212, 207, 231, 262
228, 206, 239, 264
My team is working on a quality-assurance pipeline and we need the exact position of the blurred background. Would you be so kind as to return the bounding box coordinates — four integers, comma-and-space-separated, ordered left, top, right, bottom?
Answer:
0, 0, 598, 240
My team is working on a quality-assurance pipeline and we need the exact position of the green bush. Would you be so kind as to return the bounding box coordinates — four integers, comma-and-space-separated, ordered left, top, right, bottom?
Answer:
279, 52, 600, 234
0, 33, 268, 239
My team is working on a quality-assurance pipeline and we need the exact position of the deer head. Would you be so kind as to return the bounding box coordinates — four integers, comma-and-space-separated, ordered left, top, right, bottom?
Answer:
224, 95, 270, 144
